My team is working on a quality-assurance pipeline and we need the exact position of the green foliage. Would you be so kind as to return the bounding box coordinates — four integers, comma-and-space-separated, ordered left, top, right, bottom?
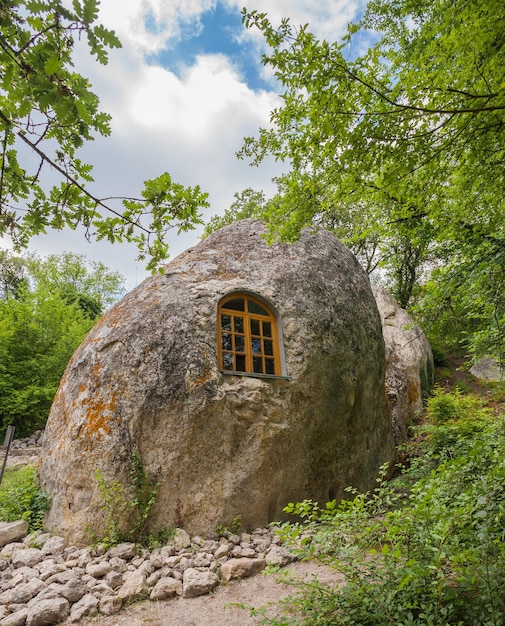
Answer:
0, 465, 50, 531
422, 389, 494, 459
93, 469, 127, 547
0, 250, 27, 299
428, 340, 450, 368
215, 514, 243, 537
203, 188, 268, 238
92, 451, 161, 548
239, 0, 505, 363
24, 251, 125, 313
1, 1, 208, 270
0, 283, 94, 436
425, 387, 493, 425
258, 391, 505, 625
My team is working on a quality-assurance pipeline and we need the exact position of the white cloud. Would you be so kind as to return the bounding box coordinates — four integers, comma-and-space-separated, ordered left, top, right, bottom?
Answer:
126, 54, 277, 141
227, 0, 363, 40
97, 0, 216, 54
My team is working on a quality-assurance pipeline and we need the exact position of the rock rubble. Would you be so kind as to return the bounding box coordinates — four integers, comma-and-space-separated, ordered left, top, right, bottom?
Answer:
0, 522, 295, 625
5, 431, 43, 456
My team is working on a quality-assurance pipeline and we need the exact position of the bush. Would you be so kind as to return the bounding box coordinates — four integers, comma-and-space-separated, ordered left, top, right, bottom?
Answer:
426, 386, 493, 424
258, 393, 505, 625
0, 465, 51, 531
429, 340, 450, 367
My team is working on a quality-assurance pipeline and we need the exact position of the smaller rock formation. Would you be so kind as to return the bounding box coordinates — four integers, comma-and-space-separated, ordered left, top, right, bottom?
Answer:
0, 520, 29, 548
470, 357, 504, 382
372, 285, 434, 444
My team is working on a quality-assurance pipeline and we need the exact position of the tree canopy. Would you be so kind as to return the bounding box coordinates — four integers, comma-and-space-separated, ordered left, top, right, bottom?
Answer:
0, 0, 208, 271
238, 0, 505, 363
202, 188, 268, 238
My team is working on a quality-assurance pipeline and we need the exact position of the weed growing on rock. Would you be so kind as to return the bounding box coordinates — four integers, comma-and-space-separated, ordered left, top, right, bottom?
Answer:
216, 514, 243, 537
92, 450, 161, 547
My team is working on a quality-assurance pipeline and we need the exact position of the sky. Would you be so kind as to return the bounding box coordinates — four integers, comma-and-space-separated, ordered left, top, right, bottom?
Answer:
23, 0, 365, 292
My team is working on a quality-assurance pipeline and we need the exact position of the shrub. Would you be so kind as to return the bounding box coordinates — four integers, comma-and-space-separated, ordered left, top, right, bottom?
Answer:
425, 387, 493, 425
0, 465, 50, 531
429, 341, 450, 367
257, 396, 505, 625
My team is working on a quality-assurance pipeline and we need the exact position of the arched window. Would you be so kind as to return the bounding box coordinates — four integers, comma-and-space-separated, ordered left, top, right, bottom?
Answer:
217, 293, 281, 376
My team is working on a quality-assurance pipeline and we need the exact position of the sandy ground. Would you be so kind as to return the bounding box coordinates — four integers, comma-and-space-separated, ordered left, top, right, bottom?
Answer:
73, 560, 343, 626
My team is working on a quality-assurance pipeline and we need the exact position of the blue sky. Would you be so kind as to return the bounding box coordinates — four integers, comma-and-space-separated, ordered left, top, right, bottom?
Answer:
149, 3, 269, 90
22, 0, 365, 292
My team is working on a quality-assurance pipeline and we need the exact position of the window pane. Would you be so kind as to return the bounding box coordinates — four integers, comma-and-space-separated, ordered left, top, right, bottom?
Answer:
248, 300, 268, 315
250, 319, 260, 335
221, 314, 231, 332
235, 335, 245, 352
221, 334, 232, 351
223, 298, 244, 311
234, 317, 244, 333
265, 359, 275, 375
219, 294, 279, 377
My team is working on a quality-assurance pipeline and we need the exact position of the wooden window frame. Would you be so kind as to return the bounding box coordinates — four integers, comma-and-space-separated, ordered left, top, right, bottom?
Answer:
217, 293, 281, 377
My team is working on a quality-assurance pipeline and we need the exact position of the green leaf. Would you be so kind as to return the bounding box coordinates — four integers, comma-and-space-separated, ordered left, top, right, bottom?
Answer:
44, 55, 61, 75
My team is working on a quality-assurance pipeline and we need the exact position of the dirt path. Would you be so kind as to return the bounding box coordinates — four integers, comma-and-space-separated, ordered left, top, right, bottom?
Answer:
74, 560, 343, 626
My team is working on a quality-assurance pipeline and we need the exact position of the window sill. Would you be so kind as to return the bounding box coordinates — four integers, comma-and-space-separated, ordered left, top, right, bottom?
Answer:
220, 370, 292, 381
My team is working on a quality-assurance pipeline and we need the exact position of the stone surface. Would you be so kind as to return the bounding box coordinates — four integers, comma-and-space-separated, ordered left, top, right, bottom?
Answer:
221, 557, 266, 582
0, 577, 46, 604
470, 357, 504, 382
0, 521, 28, 548
265, 545, 296, 567
117, 571, 149, 602
86, 561, 111, 578
11, 548, 44, 569
40, 220, 395, 544
26, 598, 70, 626
173, 528, 191, 551
60, 577, 88, 603
68, 593, 99, 622
2, 609, 28, 626
149, 576, 183, 600
98, 595, 122, 616
182, 568, 219, 598
107, 543, 136, 560
0, 527, 284, 625
372, 284, 434, 444
41, 536, 65, 556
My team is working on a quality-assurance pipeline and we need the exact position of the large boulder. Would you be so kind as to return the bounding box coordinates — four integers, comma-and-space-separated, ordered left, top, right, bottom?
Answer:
372, 284, 434, 444
40, 220, 395, 545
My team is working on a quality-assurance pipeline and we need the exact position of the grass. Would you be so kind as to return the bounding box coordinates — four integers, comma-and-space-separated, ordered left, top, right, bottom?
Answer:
0, 463, 50, 530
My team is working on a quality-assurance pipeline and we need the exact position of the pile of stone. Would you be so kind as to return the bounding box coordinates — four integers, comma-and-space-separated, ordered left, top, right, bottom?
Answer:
3, 431, 42, 472
0, 520, 295, 626
7, 431, 43, 455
